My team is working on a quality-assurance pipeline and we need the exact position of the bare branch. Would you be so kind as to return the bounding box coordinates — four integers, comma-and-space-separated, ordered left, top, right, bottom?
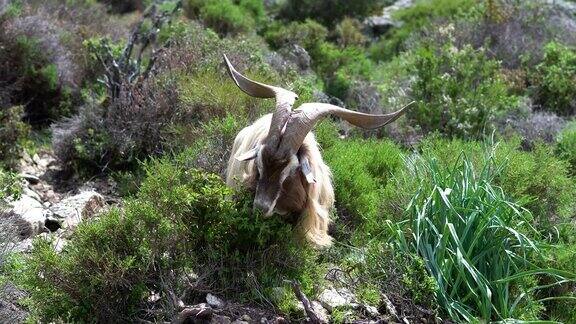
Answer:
289, 280, 324, 324
171, 304, 213, 324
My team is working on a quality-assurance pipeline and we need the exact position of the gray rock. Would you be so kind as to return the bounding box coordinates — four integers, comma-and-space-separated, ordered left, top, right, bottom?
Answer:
20, 173, 40, 185
0, 282, 28, 324
311, 301, 330, 323
361, 304, 380, 317
364, 0, 414, 36
279, 44, 311, 71
5, 195, 50, 239
50, 190, 105, 229
206, 293, 225, 308
317, 287, 356, 311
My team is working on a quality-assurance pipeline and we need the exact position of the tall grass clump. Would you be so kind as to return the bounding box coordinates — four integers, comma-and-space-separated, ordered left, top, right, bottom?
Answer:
388, 149, 575, 321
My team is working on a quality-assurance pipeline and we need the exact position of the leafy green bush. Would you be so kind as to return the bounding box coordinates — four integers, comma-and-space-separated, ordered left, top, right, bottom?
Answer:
0, 106, 29, 168
0, 32, 75, 124
0, 169, 22, 206
557, 120, 576, 175
184, 0, 264, 35
410, 42, 517, 138
279, 0, 389, 27
9, 150, 321, 322
335, 18, 367, 48
264, 19, 328, 50
323, 139, 403, 242
359, 243, 438, 315
369, 0, 475, 61
311, 42, 374, 99
388, 150, 574, 321
0, 0, 130, 125
532, 42, 576, 116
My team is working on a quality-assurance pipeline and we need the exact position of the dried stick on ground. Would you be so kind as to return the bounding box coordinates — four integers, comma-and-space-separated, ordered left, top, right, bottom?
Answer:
171, 304, 213, 324
289, 280, 324, 324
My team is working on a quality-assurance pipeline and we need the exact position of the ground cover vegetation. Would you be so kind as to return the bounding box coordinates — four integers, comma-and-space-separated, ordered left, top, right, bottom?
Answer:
1, 0, 576, 322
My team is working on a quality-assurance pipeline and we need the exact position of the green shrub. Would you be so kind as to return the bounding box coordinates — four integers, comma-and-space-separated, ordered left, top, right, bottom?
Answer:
9, 150, 321, 322
184, 0, 264, 35
335, 18, 367, 48
279, 0, 389, 27
0, 33, 75, 124
410, 42, 517, 138
177, 70, 273, 123
388, 150, 574, 321
360, 243, 438, 313
0, 106, 29, 168
323, 139, 403, 242
311, 42, 374, 99
0, 169, 22, 207
369, 0, 475, 61
200, 0, 254, 35
557, 120, 576, 175
264, 19, 328, 50
532, 42, 576, 116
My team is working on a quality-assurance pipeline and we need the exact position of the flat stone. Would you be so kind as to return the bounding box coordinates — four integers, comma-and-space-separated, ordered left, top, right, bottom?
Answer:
50, 190, 105, 229
318, 287, 355, 311
206, 293, 225, 308
5, 195, 50, 239
311, 301, 330, 323
20, 173, 40, 185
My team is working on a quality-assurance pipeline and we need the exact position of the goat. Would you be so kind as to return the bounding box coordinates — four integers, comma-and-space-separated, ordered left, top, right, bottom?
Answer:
223, 54, 411, 248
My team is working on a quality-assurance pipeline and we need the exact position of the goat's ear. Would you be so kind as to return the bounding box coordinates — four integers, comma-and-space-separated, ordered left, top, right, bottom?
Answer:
235, 146, 259, 161
299, 156, 316, 184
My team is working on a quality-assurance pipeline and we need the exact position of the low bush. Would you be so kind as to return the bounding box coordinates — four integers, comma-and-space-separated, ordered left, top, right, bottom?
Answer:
357, 243, 438, 318
557, 120, 576, 175
335, 18, 367, 48
98, 0, 148, 13
323, 139, 404, 242
264, 19, 328, 51
409, 41, 517, 138
450, 1, 576, 69
278, 0, 389, 28
0, 0, 131, 125
531, 42, 576, 116
183, 0, 264, 35
8, 150, 321, 322
52, 78, 180, 173
0, 169, 22, 205
495, 101, 566, 150
0, 106, 29, 168
388, 150, 574, 321
369, 0, 474, 61
311, 42, 374, 99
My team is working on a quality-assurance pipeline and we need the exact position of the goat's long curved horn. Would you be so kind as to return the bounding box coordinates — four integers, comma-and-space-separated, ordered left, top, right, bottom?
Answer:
223, 54, 297, 146
280, 101, 414, 155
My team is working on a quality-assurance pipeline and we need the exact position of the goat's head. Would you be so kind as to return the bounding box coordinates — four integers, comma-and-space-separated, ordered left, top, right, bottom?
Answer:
223, 54, 412, 216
